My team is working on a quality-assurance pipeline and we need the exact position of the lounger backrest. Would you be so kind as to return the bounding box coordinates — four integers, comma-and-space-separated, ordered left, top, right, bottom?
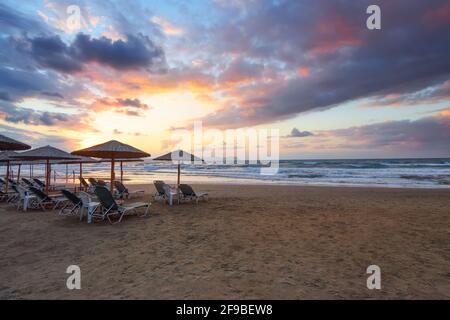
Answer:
97, 179, 107, 186
88, 178, 98, 186
22, 178, 33, 186
78, 191, 92, 208
154, 180, 166, 195
79, 177, 89, 188
94, 186, 118, 210
33, 178, 45, 187
162, 184, 172, 198
61, 189, 82, 206
11, 185, 20, 195
29, 186, 50, 201
16, 185, 27, 197
114, 181, 127, 193
179, 184, 196, 196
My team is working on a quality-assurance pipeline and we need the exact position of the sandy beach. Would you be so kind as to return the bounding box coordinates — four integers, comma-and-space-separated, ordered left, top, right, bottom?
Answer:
0, 183, 449, 299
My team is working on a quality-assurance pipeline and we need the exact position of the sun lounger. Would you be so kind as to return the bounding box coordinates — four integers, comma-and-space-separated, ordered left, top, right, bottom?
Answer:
78, 191, 100, 223
32, 178, 46, 189
179, 184, 208, 204
59, 189, 83, 218
153, 180, 178, 205
88, 177, 108, 189
79, 177, 94, 193
153, 180, 166, 200
114, 181, 144, 199
22, 178, 36, 188
0, 189, 14, 202
94, 186, 150, 224
13, 185, 37, 211
97, 179, 108, 187
28, 186, 68, 211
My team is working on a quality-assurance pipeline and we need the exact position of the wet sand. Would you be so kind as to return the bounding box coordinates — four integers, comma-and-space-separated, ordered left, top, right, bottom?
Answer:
0, 184, 449, 299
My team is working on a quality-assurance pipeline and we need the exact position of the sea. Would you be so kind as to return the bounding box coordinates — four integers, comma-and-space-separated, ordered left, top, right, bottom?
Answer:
5, 158, 450, 189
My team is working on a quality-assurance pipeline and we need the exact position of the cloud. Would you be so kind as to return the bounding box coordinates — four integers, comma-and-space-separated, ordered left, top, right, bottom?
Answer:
315, 110, 450, 157
23, 33, 167, 73
285, 128, 314, 138
0, 123, 79, 150
71, 33, 166, 71
361, 81, 450, 108
0, 100, 65, 126
115, 98, 149, 109
218, 58, 264, 84
30, 35, 83, 73
197, 0, 450, 128
151, 16, 184, 36
0, 2, 48, 35
90, 97, 150, 116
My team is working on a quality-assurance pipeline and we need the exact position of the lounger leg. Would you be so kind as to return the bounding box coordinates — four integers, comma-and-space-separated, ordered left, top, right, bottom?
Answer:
80, 206, 85, 221
143, 205, 150, 217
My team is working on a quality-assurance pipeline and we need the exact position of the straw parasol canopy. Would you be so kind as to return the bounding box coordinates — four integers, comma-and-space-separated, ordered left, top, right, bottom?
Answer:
13, 146, 80, 193
72, 140, 150, 191
0, 134, 31, 151
153, 150, 203, 188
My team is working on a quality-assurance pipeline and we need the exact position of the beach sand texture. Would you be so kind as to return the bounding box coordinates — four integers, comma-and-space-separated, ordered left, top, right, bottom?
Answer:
0, 184, 449, 299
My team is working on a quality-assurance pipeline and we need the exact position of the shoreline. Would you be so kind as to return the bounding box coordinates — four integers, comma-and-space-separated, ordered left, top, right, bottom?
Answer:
124, 179, 450, 190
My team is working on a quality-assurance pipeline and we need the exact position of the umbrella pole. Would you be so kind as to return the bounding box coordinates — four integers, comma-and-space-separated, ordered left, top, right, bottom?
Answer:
30, 164, 32, 179
177, 161, 181, 189
120, 161, 123, 183
5, 160, 9, 193
79, 163, 82, 190
46, 159, 49, 194
17, 164, 21, 183
110, 158, 115, 192
66, 164, 68, 184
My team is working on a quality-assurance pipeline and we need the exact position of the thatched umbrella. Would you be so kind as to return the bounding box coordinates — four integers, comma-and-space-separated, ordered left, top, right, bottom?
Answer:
53, 156, 99, 188
153, 150, 203, 188
72, 140, 150, 192
13, 146, 80, 193
0, 134, 31, 151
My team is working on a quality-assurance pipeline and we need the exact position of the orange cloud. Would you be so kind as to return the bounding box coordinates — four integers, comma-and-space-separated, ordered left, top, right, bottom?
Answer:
311, 15, 361, 55
298, 67, 310, 77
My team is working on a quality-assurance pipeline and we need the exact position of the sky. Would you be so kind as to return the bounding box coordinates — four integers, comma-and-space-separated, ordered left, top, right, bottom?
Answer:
0, 0, 449, 159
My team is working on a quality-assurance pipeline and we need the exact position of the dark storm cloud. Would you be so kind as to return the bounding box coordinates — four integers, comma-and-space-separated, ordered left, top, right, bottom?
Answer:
200, 0, 450, 128
285, 128, 314, 138
0, 67, 57, 102
29, 35, 83, 73
0, 100, 70, 126
70, 33, 166, 71
23, 33, 167, 73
